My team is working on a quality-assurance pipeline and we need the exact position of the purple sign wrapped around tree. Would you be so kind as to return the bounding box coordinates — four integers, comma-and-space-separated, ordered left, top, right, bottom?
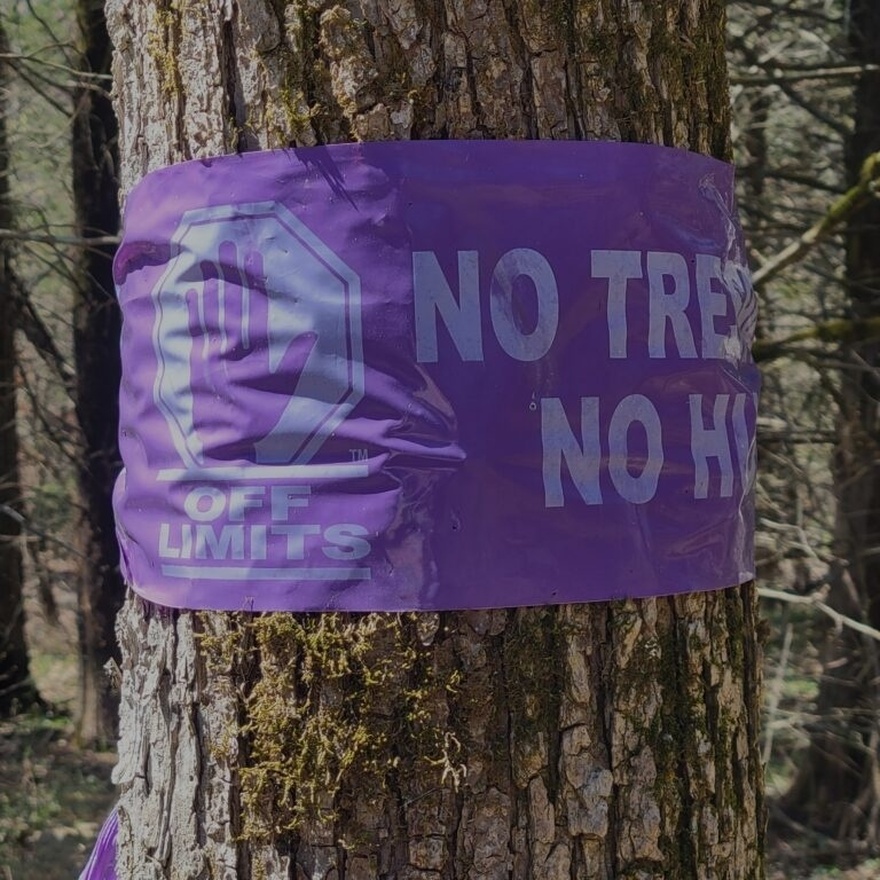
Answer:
113, 141, 759, 612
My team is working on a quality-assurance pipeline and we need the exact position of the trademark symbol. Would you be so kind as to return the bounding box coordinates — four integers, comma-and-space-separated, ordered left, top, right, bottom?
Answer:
350, 448, 369, 462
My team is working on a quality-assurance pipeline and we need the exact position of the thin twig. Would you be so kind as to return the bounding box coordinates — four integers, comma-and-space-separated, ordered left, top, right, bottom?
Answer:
0, 51, 111, 80
763, 618, 793, 767
0, 228, 120, 248
758, 586, 880, 644
752, 315, 880, 362
752, 150, 880, 289
0, 504, 86, 560
731, 63, 880, 85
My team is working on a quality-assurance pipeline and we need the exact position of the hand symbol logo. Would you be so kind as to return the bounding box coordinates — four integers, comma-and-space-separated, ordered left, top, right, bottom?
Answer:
150, 202, 364, 481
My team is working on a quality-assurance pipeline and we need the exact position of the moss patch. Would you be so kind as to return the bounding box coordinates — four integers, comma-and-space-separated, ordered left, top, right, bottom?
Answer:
145, 4, 182, 99
199, 612, 463, 842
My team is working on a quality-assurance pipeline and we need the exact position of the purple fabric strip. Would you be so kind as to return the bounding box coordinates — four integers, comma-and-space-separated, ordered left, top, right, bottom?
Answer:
78, 808, 117, 880
113, 141, 759, 611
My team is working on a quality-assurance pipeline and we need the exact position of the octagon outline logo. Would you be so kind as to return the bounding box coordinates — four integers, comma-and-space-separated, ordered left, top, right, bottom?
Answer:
150, 201, 365, 482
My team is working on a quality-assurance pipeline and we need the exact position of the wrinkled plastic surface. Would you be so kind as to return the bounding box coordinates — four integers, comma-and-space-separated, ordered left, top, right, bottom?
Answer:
78, 808, 117, 880
113, 141, 760, 611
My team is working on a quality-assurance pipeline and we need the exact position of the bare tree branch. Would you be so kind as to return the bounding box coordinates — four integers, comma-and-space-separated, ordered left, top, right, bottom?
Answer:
732, 63, 880, 86
0, 51, 107, 81
8, 267, 74, 387
0, 228, 120, 247
752, 150, 880, 289
0, 503, 86, 560
758, 586, 880, 644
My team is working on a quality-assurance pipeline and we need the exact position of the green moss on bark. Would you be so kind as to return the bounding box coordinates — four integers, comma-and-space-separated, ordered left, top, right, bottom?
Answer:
199, 612, 465, 842
145, 4, 182, 98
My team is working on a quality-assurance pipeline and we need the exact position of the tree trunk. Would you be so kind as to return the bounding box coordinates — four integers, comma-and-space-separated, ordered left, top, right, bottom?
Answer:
0, 18, 39, 718
106, 2, 764, 878
779, 0, 880, 848
72, 0, 124, 747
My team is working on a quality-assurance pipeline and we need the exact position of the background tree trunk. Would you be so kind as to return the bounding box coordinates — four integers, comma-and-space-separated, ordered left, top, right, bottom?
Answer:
72, 0, 124, 747
0, 18, 39, 718
106, 2, 764, 877
779, 0, 880, 848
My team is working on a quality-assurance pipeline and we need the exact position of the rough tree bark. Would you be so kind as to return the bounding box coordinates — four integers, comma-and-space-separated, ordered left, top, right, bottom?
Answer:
0, 18, 39, 718
72, 0, 124, 747
780, 0, 880, 848
106, 2, 764, 878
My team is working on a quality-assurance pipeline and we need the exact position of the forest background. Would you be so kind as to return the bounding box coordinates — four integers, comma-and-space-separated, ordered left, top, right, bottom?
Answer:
1, 0, 878, 877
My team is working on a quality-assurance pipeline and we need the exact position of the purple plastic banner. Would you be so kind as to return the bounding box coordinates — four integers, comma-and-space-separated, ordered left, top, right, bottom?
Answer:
78, 808, 117, 880
113, 141, 759, 611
